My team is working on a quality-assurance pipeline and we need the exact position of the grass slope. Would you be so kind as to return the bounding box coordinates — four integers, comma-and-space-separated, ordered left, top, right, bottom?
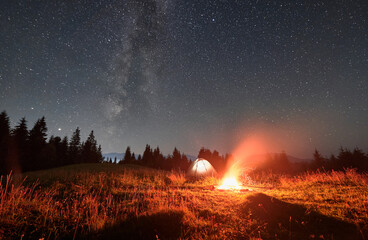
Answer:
0, 164, 367, 239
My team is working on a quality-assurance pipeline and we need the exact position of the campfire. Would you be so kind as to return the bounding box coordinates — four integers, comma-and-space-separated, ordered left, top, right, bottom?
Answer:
215, 137, 264, 191
217, 176, 243, 190
216, 167, 251, 191
216, 160, 251, 191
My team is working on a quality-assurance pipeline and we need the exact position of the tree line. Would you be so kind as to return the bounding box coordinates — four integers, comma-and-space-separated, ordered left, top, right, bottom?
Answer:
251, 148, 368, 175
106, 146, 231, 174
1, 110, 367, 175
107, 145, 192, 172
105, 144, 368, 175
0, 111, 103, 174
113, 146, 368, 175
310, 148, 368, 172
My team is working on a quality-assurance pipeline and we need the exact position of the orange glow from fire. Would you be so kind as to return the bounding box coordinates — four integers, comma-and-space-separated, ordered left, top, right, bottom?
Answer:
217, 135, 267, 191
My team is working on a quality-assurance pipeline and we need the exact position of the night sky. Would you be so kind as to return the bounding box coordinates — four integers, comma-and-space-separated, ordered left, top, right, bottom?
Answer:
1, 0, 367, 158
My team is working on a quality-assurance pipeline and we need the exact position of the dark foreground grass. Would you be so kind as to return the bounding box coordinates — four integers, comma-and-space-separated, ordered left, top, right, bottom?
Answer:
0, 164, 367, 239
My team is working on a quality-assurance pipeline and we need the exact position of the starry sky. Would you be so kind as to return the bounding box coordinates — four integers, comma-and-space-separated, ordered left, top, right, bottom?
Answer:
0, 0, 367, 158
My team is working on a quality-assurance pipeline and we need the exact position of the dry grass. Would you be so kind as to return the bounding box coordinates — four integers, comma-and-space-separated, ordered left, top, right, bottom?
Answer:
1, 164, 367, 239
263, 169, 368, 232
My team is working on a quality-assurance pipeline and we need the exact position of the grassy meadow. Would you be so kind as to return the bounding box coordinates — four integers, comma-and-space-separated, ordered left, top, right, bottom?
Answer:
1, 164, 367, 239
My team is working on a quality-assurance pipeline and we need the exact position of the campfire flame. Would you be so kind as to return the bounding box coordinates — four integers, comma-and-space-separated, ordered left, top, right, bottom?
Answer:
217, 176, 243, 190
217, 157, 246, 191
217, 136, 265, 191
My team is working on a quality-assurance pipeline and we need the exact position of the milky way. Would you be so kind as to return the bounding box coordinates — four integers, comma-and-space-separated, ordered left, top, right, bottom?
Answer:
0, 0, 367, 157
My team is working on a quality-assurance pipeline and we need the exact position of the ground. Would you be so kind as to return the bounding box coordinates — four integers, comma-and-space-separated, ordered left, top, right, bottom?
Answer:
0, 164, 367, 239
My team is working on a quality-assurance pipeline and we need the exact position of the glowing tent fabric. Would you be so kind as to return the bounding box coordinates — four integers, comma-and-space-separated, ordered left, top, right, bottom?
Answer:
187, 158, 217, 177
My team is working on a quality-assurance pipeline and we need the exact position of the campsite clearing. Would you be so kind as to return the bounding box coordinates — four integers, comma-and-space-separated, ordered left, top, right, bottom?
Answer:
1, 164, 367, 239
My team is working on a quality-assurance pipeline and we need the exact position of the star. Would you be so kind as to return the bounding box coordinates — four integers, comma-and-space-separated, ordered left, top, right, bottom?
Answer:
0, 0, 366, 158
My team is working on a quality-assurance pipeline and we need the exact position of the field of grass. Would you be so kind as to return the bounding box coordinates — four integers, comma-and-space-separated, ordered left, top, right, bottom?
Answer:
1, 164, 367, 239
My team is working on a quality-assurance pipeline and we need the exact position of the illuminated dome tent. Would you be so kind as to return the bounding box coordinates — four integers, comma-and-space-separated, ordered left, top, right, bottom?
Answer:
188, 158, 217, 177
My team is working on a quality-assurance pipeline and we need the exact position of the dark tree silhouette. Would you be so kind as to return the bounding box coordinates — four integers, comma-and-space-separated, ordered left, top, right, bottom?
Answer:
47, 136, 60, 168
180, 153, 190, 171
337, 147, 353, 170
254, 151, 291, 174
279, 151, 290, 167
352, 147, 367, 170
122, 146, 133, 164
97, 145, 103, 162
3, 109, 368, 175
152, 146, 165, 169
165, 147, 190, 171
69, 127, 82, 164
0, 111, 10, 174
198, 147, 212, 160
197, 147, 227, 174
81, 131, 101, 163
0, 111, 105, 173
170, 147, 181, 170
60, 136, 69, 166
272, 151, 291, 173
47, 135, 73, 167
312, 149, 325, 170
328, 154, 337, 169
29, 117, 48, 170
8, 118, 32, 171
142, 144, 153, 166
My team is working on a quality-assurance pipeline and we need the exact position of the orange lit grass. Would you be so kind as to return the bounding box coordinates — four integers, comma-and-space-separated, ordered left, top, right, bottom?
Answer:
1, 165, 367, 239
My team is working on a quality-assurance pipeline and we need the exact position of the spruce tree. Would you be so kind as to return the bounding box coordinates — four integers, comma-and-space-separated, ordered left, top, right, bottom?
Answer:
180, 153, 190, 171
312, 149, 324, 170
172, 147, 181, 170
142, 144, 153, 166
12, 118, 29, 172
60, 136, 69, 166
69, 127, 81, 164
153, 146, 164, 169
123, 146, 132, 163
0, 111, 10, 174
82, 131, 99, 163
97, 145, 103, 163
29, 117, 48, 170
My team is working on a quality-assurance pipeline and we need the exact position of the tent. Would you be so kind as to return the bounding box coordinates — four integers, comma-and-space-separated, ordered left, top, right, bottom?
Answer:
187, 158, 217, 177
